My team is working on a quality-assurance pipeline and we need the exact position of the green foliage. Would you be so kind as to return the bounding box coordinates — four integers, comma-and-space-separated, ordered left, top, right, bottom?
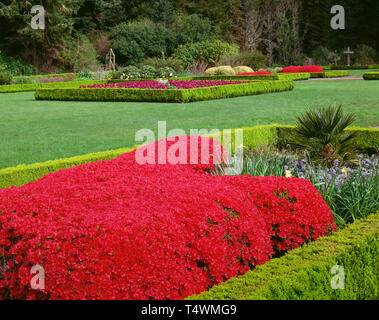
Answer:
34, 80, 295, 103
312, 46, 341, 66
290, 105, 358, 166
140, 57, 184, 73
220, 51, 268, 70
363, 71, 379, 80
0, 80, 105, 94
157, 67, 176, 78
0, 51, 38, 76
78, 70, 95, 80
0, 147, 137, 189
59, 35, 100, 72
0, 73, 13, 85
139, 65, 157, 79
171, 14, 216, 44
310, 71, 350, 78
354, 45, 377, 65
205, 66, 236, 76
110, 20, 176, 66
181, 73, 310, 81
173, 40, 239, 68
188, 213, 379, 300
120, 66, 141, 80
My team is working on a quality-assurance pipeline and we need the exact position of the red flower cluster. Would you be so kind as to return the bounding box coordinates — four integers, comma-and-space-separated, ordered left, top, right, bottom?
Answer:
79, 80, 249, 90
0, 136, 336, 300
281, 65, 324, 73
236, 71, 272, 76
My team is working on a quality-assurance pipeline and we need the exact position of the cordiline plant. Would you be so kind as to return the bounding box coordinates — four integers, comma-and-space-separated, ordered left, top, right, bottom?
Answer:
289, 105, 358, 167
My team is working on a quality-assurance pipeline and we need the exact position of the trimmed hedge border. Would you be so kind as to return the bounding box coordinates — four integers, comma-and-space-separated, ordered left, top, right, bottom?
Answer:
363, 71, 379, 80
310, 71, 350, 78
0, 147, 137, 189
187, 212, 379, 300
1, 125, 377, 189
34, 80, 295, 103
179, 73, 311, 81
330, 65, 379, 70
0, 79, 105, 93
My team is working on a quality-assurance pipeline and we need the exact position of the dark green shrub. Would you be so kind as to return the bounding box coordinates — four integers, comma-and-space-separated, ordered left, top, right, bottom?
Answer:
289, 105, 358, 166
354, 44, 377, 65
139, 65, 157, 79
157, 67, 176, 78
78, 70, 95, 80
363, 71, 379, 80
0, 73, 13, 85
173, 40, 239, 68
110, 20, 176, 65
120, 66, 141, 80
0, 51, 38, 76
220, 51, 268, 70
140, 57, 184, 73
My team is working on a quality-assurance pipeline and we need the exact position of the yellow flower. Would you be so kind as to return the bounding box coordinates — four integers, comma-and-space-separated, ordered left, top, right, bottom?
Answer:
341, 168, 347, 175
285, 170, 292, 178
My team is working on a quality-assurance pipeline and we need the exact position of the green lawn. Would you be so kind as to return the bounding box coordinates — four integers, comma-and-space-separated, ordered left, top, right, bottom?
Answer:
0, 80, 378, 169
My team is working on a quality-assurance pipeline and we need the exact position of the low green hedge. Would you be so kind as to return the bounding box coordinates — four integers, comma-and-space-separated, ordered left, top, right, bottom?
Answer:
363, 71, 379, 80
13, 73, 79, 81
0, 80, 104, 93
330, 65, 379, 70
187, 213, 378, 300
310, 71, 350, 78
0, 147, 136, 189
34, 80, 295, 103
180, 73, 310, 81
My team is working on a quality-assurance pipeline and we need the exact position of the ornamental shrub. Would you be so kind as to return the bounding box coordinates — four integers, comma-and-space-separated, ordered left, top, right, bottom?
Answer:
0, 73, 13, 85
0, 136, 335, 300
173, 40, 239, 68
121, 66, 141, 80
205, 66, 235, 76
139, 65, 157, 79
233, 66, 254, 74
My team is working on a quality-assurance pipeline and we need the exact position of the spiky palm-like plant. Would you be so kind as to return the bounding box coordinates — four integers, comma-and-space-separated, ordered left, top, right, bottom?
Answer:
290, 105, 358, 167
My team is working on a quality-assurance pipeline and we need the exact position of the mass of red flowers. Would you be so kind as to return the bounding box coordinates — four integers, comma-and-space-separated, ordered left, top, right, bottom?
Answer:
0, 136, 336, 300
79, 80, 250, 90
281, 65, 324, 73
236, 71, 272, 75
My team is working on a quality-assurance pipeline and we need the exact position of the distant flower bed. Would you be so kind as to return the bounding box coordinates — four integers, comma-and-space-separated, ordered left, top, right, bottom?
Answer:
236, 71, 272, 76
79, 80, 250, 90
281, 65, 323, 73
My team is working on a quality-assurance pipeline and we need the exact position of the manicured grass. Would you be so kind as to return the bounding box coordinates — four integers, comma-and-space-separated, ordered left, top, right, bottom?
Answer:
0, 80, 378, 169
347, 69, 379, 76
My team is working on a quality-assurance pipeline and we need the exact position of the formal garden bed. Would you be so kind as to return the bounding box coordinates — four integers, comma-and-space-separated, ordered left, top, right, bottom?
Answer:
0, 105, 378, 300
34, 79, 295, 103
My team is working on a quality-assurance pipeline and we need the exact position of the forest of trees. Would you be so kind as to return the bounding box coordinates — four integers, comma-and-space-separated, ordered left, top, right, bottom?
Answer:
0, 0, 378, 74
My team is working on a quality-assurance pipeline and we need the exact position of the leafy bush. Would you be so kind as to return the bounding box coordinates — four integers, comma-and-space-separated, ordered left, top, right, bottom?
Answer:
233, 66, 254, 74
157, 67, 176, 78
171, 14, 216, 45
78, 70, 95, 80
110, 20, 176, 66
0, 73, 13, 85
58, 35, 100, 72
139, 65, 157, 79
220, 51, 268, 70
173, 40, 239, 68
106, 70, 123, 80
120, 66, 141, 80
363, 71, 379, 80
11, 77, 38, 85
205, 66, 235, 76
289, 105, 358, 166
312, 46, 341, 66
354, 44, 377, 65
140, 57, 184, 73
0, 51, 38, 76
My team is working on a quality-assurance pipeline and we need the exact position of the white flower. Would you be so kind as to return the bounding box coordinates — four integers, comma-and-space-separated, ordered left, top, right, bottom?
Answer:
285, 170, 292, 178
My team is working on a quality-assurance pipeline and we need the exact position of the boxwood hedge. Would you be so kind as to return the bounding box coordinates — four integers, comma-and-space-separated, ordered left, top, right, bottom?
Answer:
310, 71, 350, 78
187, 212, 378, 300
34, 80, 295, 103
363, 72, 379, 80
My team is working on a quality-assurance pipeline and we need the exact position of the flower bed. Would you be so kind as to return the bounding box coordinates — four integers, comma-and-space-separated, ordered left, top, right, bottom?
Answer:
0, 136, 335, 300
35, 80, 295, 103
282, 65, 323, 73
79, 80, 250, 90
